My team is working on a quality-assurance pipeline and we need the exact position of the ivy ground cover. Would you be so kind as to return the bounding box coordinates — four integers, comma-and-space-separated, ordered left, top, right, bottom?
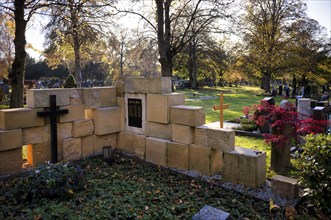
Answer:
1, 153, 316, 219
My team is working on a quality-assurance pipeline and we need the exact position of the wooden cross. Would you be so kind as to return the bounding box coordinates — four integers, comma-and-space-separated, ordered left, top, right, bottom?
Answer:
213, 93, 229, 128
37, 95, 69, 163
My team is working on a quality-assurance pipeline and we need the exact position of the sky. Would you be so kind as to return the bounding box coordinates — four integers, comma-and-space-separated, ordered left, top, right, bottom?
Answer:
26, 1, 331, 59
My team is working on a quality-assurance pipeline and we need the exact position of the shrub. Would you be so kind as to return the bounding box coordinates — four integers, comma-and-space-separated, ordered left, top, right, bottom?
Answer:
240, 118, 257, 131
63, 74, 77, 88
25, 162, 84, 199
296, 134, 331, 215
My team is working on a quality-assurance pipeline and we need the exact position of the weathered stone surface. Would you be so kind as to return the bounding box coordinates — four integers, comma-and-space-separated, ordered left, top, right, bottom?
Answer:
189, 145, 223, 176
145, 137, 169, 166
125, 93, 146, 135
83, 87, 116, 109
94, 133, 117, 154
73, 119, 94, 137
145, 122, 172, 140
57, 122, 73, 139
67, 88, 84, 105
81, 135, 94, 157
115, 79, 125, 97
172, 124, 194, 144
124, 77, 172, 94
271, 175, 299, 199
297, 98, 311, 119
223, 147, 266, 187
167, 142, 189, 170
59, 104, 85, 123
116, 132, 133, 152
0, 108, 44, 130
170, 105, 205, 126
26, 89, 70, 108
132, 134, 146, 159
62, 138, 81, 161
195, 123, 235, 151
22, 125, 50, 145
192, 205, 230, 220
27, 142, 51, 167
0, 129, 22, 151
0, 148, 22, 174
117, 97, 126, 131
86, 107, 120, 135
147, 93, 185, 123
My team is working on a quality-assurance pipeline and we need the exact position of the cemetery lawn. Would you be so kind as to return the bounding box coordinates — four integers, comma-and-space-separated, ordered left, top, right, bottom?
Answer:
0, 153, 313, 219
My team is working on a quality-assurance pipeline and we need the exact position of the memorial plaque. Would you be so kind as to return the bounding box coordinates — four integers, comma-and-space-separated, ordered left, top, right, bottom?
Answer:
128, 98, 142, 128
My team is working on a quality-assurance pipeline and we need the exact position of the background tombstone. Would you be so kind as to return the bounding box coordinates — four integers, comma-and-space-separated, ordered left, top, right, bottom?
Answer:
297, 98, 311, 119
313, 106, 328, 133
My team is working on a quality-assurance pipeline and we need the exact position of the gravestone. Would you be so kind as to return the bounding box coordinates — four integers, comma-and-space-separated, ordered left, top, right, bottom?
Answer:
313, 106, 328, 133
279, 100, 290, 109
192, 205, 230, 220
261, 97, 275, 106
297, 98, 311, 119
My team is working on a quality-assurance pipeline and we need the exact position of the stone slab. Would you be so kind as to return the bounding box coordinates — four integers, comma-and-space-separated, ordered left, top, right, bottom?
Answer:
170, 105, 205, 127
223, 146, 266, 187
26, 89, 70, 108
0, 148, 22, 174
67, 88, 84, 105
132, 133, 146, 159
22, 125, 50, 145
271, 175, 299, 199
57, 122, 73, 140
0, 129, 22, 151
59, 104, 85, 123
189, 145, 223, 176
147, 93, 185, 123
145, 137, 169, 166
167, 142, 189, 170
62, 138, 82, 161
145, 122, 172, 140
94, 133, 117, 154
172, 124, 194, 144
124, 77, 172, 94
0, 108, 44, 130
115, 79, 125, 97
27, 142, 51, 167
83, 87, 116, 109
195, 122, 235, 151
86, 107, 120, 135
81, 135, 94, 157
116, 132, 133, 152
73, 119, 94, 137
192, 205, 230, 220
117, 97, 126, 131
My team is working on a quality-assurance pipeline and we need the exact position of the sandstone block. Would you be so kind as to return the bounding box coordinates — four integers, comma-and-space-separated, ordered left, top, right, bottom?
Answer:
116, 132, 133, 152
271, 175, 299, 199
57, 122, 73, 139
81, 135, 94, 157
0, 108, 44, 130
167, 142, 189, 170
124, 77, 172, 94
145, 137, 169, 166
22, 126, 50, 145
62, 138, 82, 161
83, 87, 116, 109
147, 93, 185, 123
59, 104, 85, 123
68, 88, 84, 105
0, 148, 22, 174
27, 142, 51, 167
115, 79, 125, 97
170, 105, 205, 126
0, 129, 22, 151
145, 122, 172, 140
223, 147, 266, 187
94, 133, 117, 154
172, 124, 194, 144
86, 107, 120, 135
117, 97, 126, 131
26, 89, 69, 108
195, 123, 235, 151
189, 145, 223, 176
132, 134, 146, 159
73, 119, 94, 137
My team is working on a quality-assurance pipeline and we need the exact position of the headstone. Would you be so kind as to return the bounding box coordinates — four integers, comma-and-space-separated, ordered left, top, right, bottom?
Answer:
192, 205, 230, 220
279, 100, 289, 108
261, 97, 275, 106
271, 175, 299, 199
317, 101, 328, 107
313, 106, 328, 133
297, 98, 311, 119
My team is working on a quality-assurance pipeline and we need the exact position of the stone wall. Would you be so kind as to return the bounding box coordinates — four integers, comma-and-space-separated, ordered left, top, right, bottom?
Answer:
0, 77, 266, 187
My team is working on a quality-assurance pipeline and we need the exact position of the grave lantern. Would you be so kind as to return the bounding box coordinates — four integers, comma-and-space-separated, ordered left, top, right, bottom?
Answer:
103, 146, 113, 161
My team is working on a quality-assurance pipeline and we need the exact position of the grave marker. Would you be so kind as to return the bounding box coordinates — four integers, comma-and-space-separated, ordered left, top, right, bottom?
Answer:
128, 98, 142, 128
213, 93, 229, 128
192, 205, 230, 220
37, 95, 68, 163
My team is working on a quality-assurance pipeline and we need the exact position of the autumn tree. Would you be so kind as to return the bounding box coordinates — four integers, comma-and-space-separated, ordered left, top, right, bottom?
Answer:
0, 12, 15, 79
241, 0, 305, 93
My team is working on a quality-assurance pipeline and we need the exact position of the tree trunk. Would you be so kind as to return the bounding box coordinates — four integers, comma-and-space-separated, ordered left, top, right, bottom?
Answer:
263, 72, 271, 93
270, 126, 292, 171
292, 74, 297, 98
70, 4, 81, 86
188, 41, 198, 90
9, 0, 27, 108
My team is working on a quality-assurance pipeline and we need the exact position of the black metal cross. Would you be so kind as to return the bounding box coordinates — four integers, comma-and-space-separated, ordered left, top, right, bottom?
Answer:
37, 95, 69, 163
